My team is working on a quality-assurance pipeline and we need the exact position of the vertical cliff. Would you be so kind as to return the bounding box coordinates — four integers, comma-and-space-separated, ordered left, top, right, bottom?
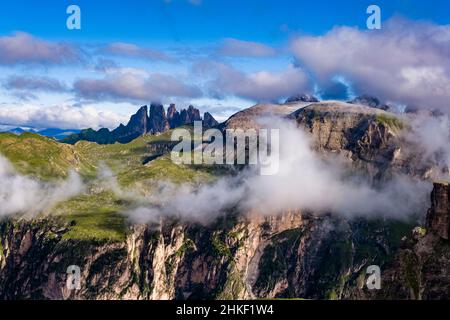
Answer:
426, 182, 450, 240
0, 211, 418, 300
374, 182, 450, 300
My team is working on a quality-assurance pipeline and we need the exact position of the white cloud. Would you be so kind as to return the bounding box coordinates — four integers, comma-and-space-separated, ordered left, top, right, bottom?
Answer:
74, 72, 202, 103
0, 104, 129, 129
290, 18, 450, 111
0, 155, 84, 217
197, 61, 312, 102
0, 32, 81, 65
3, 75, 68, 92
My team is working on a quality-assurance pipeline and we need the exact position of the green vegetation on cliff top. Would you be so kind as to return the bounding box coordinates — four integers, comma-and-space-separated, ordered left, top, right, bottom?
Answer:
0, 130, 214, 241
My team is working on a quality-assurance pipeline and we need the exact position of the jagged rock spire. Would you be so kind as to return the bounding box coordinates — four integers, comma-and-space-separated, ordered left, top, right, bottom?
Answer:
148, 103, 170, 134
426, 182, 450, 240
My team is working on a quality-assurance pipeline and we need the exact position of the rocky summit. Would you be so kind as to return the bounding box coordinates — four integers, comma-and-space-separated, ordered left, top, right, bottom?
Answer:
348, 95, 391, 111
285, 93, 319, 104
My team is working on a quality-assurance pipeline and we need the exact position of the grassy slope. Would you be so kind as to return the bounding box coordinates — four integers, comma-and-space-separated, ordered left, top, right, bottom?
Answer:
0, 130, 214, 241
0, 132, 94, 180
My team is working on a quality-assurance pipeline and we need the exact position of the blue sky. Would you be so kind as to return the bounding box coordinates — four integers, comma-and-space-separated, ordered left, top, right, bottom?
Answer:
0, 0, 449, 129
2, 0, 450, 42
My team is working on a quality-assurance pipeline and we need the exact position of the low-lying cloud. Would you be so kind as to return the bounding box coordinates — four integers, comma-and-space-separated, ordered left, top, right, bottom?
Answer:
0, 155, 84, 217
403, 113, 450, 178
0, 104, 128, 130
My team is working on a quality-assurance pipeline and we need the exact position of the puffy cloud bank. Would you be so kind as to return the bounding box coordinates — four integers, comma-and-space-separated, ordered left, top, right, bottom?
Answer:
291, 18, 450, 111
0, 155, 84, 217
197, 61, 312, 102
0, 104, 129, 130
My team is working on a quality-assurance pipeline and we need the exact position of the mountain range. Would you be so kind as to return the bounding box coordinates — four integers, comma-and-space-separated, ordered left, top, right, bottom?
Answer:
63, 103, 218, 145
0, 127, 81, 140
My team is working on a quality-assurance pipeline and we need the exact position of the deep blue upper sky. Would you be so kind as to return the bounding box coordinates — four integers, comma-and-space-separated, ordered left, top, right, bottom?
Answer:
1, 0, 449, 43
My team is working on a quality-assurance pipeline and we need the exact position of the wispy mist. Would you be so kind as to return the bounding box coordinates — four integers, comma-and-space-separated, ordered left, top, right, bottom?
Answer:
403, 113, 450, 180
0, 155, 84, 217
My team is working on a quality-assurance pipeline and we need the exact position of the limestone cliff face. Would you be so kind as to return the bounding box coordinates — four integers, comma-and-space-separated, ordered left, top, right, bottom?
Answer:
0, 211, 417, 300
290, 102, 407, 179
355, 182, 450, 300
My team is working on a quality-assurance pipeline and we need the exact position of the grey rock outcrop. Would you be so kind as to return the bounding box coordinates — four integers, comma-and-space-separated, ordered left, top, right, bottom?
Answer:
285, 93, 319, 104
426, 182, 450, 240
148, 103, 170, 134
348, 95, 390, 111
203, 112, 219, 128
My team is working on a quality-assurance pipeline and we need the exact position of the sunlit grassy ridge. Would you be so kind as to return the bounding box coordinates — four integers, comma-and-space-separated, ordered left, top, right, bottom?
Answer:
0, 129, 217, 241
0, 132, 94, 180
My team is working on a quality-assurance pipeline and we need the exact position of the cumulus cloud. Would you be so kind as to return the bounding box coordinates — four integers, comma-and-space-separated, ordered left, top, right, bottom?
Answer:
290, 18, 450, 111
126, 117, 431, 224
0, 32, 81, 65
73, 72, 202, 103
0, 155, 84, 217
101, 42, 176, 63
197, 61, 312, 102
0, 104, 128, 129
216, 38, 277, 57
3, 75, 68, 93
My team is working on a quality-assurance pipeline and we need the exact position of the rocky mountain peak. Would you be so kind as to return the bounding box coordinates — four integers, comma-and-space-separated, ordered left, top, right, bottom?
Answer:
167, 104, 177, 119
426, 182, 450, 240
348, 95, 390, 111
203, 112, 219, 128
179, 105, 201, 125
148, 103, 170, 134
167, 104, 181, 128
126, 105, 148, 133
103, 105, 149, 143
285, 93, 319, 104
